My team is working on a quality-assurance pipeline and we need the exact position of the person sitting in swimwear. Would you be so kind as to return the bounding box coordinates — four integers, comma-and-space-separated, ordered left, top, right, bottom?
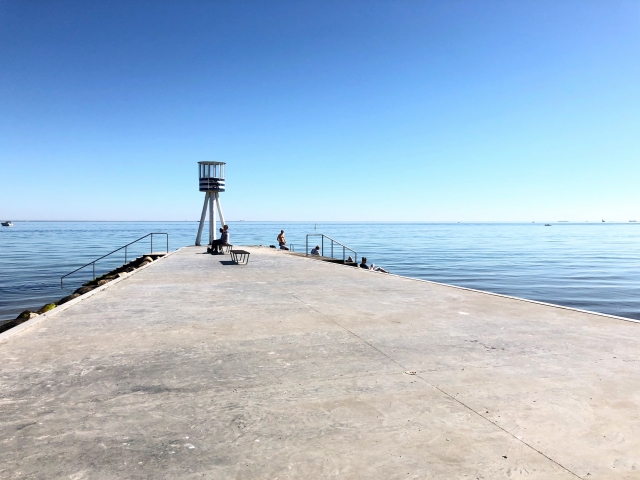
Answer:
277, 230, 289, 250
358, 257, 388, 273
369, 263, 388, 273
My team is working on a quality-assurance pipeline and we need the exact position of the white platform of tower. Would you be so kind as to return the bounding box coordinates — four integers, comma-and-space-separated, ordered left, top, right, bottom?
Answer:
195, 161, 226, 246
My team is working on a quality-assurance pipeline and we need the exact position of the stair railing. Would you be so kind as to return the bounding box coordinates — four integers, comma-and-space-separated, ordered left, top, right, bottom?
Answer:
60, 233, 168, 287
305, 234, 357, 263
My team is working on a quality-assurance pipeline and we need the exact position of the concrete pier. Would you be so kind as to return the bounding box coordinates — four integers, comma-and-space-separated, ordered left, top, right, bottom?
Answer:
1, 246, 639, 479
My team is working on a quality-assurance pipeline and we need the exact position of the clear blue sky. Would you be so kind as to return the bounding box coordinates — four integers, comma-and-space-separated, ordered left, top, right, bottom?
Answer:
1, 1, 638, 221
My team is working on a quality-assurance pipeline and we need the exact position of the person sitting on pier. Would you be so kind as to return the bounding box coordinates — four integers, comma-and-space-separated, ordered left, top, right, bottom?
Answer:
310, 245, 320, 256
358, 257, 388, 273
207, 229, 223, 253
277, 230, 289, 250
208, 225, 230, 254
369, 263, 388, 273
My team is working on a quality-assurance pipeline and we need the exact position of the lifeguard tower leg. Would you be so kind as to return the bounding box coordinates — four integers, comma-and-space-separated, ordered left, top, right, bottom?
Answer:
195, 192, 209, 246
215, 192, 226, 226
209, 193, 215, 244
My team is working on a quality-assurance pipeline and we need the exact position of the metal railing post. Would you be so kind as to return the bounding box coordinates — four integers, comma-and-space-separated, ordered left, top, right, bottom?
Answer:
92, 262, 95, 280
322, 236, 324, 256
151, 234, 153, 254
343, 246, 345, 261
166, 234, 168, 253
331, 240, 333, 258
125, 246, 127, 264
306, 235, 308, 256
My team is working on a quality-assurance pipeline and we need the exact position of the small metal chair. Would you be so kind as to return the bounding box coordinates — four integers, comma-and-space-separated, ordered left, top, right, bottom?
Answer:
230, 250, 250, 265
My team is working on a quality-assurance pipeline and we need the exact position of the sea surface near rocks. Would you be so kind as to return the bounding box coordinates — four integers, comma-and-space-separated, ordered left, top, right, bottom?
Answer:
1, 221, 640, 323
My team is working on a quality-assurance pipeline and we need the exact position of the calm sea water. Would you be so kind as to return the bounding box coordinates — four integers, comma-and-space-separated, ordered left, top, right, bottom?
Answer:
2, 221, 640, 323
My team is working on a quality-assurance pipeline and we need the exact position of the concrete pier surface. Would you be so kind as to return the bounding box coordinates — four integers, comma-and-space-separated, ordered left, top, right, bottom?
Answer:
1, 247, 639, 479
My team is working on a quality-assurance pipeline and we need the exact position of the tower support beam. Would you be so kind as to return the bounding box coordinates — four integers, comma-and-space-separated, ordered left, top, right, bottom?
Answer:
215, 192, 226, 226
195, 192, 210, 246
209, 193, 215, 244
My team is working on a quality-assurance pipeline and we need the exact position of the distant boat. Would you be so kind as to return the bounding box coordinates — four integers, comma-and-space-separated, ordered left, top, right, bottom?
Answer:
602, 219, 605, 222
544, 224, 551, 226
1, 221, 13, 227
631, 220, 637, 223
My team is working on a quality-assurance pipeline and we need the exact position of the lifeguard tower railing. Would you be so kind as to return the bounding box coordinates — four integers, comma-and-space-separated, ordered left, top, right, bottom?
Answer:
294, 234, 357, 263
60, 233, 168, 287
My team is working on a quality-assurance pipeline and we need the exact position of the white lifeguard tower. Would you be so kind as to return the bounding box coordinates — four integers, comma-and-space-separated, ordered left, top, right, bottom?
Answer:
195, 161, 226, 246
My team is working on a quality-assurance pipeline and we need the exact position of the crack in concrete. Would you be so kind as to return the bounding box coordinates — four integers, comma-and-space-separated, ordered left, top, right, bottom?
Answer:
289, 292, 583, 479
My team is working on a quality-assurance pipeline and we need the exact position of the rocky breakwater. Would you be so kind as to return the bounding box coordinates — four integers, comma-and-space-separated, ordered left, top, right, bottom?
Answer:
0, 254, 165, 335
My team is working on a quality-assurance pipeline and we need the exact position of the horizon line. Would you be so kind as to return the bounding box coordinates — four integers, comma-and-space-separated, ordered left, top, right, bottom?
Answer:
2, 220, 638, 224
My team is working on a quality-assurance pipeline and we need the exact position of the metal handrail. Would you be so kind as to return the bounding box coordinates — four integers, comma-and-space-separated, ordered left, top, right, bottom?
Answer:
61, 233, 169, 287
305, 234, 357, 263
